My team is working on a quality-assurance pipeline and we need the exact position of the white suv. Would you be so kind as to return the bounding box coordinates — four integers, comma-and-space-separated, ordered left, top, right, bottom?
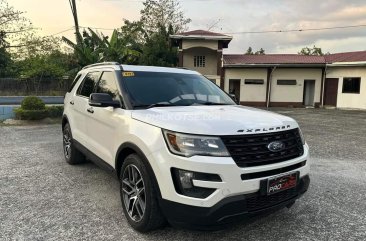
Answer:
62, 62, 310, 232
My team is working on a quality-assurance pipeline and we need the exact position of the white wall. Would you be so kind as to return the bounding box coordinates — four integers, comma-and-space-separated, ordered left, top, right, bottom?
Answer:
183, 48, 218, 76
182, 40, 218, 50
224, 68, 268, 102
326, 66, 366, 109
270, 68, 322, 103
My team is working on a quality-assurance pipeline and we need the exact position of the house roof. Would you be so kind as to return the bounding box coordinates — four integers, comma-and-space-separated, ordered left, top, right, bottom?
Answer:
223, 51, 366, 66
324, 51, 366, 63
177, 30, 231, 37
170, 30, 232, 41
224, 54, 325, 65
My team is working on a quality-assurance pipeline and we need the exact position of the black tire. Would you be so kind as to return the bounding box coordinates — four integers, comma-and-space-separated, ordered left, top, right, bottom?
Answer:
62, 123, 86, 165
120, 154, 166, 232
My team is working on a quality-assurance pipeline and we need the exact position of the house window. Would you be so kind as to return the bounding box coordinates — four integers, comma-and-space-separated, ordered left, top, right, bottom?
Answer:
194, 56, 206, 67
342, 77, 361, 94
277, 79, 297, 85
245, 79, 264, 85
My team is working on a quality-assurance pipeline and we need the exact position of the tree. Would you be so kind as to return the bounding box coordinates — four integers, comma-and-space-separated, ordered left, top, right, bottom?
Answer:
245, 47, 265, 55
62, 28, 141, 67
0, 0, 33, 49
120, 19, 146, 54
299, 45, 325, 56
255, 48, 265, 55
139, 24, 177, 66
245, 47, 253, 55
140, 0, 191, 35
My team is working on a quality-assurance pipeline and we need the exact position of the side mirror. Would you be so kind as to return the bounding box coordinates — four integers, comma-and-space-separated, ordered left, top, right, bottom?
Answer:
89, 93, 120, 108
229, 94, 239, 104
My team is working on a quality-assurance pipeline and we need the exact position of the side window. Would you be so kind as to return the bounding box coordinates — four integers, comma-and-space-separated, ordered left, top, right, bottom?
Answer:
77, 72, 101, 97
96, 72, 120, 102
68, 74, 82, 92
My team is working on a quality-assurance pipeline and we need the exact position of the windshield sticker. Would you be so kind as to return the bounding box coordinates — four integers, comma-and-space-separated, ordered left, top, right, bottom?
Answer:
123, 72, 135, 77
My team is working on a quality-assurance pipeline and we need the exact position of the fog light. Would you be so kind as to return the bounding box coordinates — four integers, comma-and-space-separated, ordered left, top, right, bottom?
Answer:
178, 170, 194, 189
171, 168, 221, 199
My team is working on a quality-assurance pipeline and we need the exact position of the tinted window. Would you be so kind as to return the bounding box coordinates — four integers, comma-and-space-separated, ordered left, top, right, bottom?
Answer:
77, 72, 101, 97
68, 74, 82, 92
342, 77, 361, 94
122, 71, 235, 108
96, 72, 120, 102
245, 79, 264, 85
277, 79, 297, 85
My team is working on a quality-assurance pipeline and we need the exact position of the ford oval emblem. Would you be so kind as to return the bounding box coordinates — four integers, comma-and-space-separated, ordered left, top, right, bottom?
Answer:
267, 141, 286, 152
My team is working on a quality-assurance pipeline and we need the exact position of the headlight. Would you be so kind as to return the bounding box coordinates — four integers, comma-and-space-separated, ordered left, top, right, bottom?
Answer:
162, 130, 229, 157
298, 128, 305, 145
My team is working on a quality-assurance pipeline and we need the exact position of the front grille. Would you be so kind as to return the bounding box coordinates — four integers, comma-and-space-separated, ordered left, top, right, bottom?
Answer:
245, 188, 298, 212
221, 129, 304, 167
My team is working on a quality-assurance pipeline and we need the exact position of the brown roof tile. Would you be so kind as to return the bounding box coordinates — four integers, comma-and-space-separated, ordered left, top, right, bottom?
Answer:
324, 51, 366, 63
178, 30, 231, 37
223, 54, 325, 65
224, 51, 366, 65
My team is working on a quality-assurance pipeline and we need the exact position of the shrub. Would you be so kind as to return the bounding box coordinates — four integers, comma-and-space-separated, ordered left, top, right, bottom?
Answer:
21, 96, 45, 110
46, 106, 64, 118
14, 108, 48, 120
14, 96, 48, 120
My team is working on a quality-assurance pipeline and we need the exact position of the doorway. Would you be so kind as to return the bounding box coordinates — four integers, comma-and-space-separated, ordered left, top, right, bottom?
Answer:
324, 78, 339, 106
303, 80, 315, 106
229, 79, 241, 102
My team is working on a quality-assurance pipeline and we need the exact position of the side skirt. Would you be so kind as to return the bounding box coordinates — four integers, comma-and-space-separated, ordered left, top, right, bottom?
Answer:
73, 139, 116, 174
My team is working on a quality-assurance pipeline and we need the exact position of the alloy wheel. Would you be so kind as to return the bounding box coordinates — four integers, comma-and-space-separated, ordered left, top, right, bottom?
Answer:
63, 129, 72, 159
122, 164, 146, 222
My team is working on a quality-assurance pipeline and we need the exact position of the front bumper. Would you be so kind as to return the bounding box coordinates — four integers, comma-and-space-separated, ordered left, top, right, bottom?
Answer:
148, 142, 310, 208
159, 175, 310, 229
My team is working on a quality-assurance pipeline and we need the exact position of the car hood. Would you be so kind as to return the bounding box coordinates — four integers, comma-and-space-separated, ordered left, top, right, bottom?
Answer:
131, 105, 298, 136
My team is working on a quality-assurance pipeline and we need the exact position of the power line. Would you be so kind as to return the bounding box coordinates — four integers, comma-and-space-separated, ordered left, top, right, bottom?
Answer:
225, 24, 366, 35
48, 23, 366, 38
48, 27, 74, 36
79, 26, 115, 31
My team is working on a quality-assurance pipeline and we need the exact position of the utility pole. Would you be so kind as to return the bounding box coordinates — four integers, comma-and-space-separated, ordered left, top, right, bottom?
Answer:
69, 0, 80, 43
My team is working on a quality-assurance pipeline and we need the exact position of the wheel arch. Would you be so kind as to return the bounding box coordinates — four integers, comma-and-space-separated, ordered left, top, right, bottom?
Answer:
115, 142, 162, 197
62, 114, 69, 130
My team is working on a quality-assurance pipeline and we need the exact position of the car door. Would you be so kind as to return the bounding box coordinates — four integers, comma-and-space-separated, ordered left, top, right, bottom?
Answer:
85, 71, 127, 166
71, 71, 101, 147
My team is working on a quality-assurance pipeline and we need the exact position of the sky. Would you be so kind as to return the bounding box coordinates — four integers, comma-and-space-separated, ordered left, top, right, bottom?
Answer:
9, 0, 366, 54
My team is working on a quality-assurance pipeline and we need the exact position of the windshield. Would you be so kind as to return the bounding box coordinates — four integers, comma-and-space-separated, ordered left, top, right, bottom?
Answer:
122, 71, 236, 109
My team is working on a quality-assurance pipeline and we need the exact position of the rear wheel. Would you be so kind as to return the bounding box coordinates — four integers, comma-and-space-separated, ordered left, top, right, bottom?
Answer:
120, 154, 166, 232
62, 123, 85, 165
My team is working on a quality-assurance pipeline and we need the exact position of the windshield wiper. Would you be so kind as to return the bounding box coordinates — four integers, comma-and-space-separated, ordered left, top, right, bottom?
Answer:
198, 102, 231, 106
134, 103, 177, 109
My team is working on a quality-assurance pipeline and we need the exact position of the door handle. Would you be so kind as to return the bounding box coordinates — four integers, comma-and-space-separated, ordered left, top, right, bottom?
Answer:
70, 100, 74, 105
87, 107, 94, 114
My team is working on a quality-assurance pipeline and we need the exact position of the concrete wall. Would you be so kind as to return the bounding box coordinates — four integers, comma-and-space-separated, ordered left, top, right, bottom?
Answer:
183, 48, 218, 76
270, 68, 322, 104
0, 96, 64, 105
224, 68, 268, 103
326, 66, 366, 109
0, 106, 16, 120
0, 96, 64, 120
182, 40, 218, 50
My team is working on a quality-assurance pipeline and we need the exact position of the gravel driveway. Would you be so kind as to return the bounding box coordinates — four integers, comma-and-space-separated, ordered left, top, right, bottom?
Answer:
1, 108, 366, 240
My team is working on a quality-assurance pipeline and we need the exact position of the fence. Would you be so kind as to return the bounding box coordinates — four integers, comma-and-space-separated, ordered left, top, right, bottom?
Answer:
0, 77, 73, 96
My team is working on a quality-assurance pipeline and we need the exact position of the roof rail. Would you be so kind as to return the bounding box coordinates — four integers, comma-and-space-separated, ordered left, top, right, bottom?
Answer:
82, 62, 121, 70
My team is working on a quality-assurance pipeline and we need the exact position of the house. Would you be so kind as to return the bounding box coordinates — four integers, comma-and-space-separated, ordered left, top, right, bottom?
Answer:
170, 30, 366, 109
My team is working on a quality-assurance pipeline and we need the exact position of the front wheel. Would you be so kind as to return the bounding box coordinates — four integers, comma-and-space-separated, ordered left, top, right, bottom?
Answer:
62, 123, 85, 165
120, 154, 166, 232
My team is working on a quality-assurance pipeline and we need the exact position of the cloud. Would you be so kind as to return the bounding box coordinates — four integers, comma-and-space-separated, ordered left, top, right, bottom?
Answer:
203, 0, 366, 53
8, 0, 366, 54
